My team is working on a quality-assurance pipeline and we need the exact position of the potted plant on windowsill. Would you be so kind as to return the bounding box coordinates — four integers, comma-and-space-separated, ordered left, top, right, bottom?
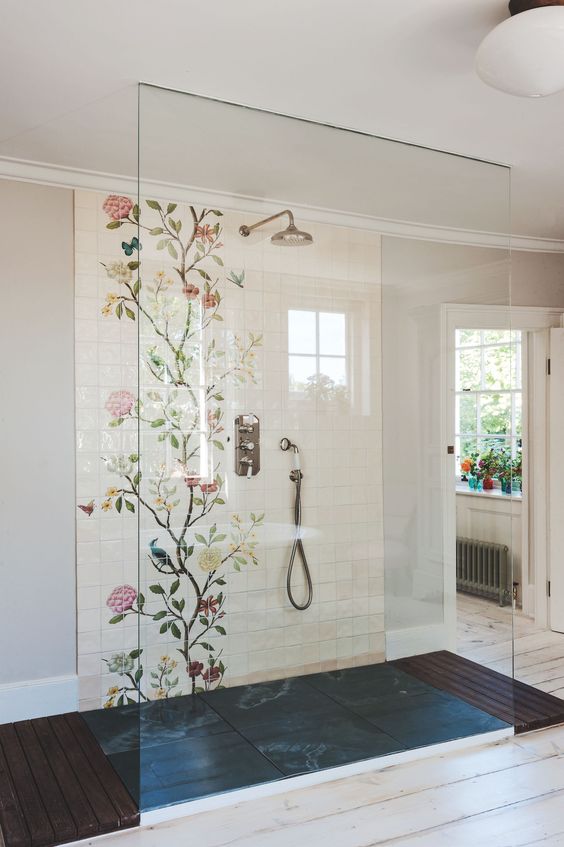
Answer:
460, 453, 482, 490
512, 451, 523, 494
497, 450, 513, 495
478, 447, 498, 491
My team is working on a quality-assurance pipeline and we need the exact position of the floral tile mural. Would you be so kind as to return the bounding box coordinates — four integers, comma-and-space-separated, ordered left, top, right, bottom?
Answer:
75, 189, 385, 712
78, 193, 263, 706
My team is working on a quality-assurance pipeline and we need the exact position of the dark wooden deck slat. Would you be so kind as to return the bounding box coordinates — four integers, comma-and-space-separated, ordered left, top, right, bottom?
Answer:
14, 723, 76, 845
427, 651, 564, 721
399, 653, 538, 722
435, 650, 564, 715
395, 654, 531, 725
31, 717, 99, 841
0, 726, 53, 847
395, 657, 518, 725
65, 713, 139, 829
0, 737, 30, 847
0, 709, 142, 847
48, 716, 119, 834
394, 650, 564, 733
395, 656, 522, 725
430, 651, 562, 721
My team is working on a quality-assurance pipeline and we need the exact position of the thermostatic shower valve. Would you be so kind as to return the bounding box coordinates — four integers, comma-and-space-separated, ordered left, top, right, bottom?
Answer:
234, 414, 260, 478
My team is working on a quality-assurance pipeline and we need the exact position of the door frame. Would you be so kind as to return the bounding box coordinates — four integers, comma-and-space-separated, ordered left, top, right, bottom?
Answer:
441, 304, 563, 642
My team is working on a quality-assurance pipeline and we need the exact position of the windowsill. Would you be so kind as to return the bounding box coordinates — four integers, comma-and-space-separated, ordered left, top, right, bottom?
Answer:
456, 482, 522, 500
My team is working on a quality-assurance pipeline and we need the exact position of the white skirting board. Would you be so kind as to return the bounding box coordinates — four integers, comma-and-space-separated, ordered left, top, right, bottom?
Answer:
0, 674, 79, 723
140, 726, 514, 827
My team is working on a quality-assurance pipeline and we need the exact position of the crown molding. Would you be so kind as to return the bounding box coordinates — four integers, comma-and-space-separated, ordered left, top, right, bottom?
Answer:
1, 155, 563, 253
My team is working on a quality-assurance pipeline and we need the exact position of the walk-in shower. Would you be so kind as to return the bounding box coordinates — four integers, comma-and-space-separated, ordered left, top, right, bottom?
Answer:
60, 83, 549, 831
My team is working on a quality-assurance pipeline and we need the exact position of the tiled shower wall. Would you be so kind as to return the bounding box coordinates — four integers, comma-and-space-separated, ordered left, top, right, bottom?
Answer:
75, 189, 383, 710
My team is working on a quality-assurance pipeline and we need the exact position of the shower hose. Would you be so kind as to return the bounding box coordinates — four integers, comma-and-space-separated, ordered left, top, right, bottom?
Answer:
281, 438, 313, 611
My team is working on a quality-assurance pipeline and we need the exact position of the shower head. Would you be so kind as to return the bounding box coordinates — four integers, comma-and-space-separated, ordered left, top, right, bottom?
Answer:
271, 224, 313, 247
239, 210, 313, 247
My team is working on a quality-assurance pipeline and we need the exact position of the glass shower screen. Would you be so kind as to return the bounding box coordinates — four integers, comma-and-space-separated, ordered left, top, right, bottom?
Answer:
130, 85, 512, 808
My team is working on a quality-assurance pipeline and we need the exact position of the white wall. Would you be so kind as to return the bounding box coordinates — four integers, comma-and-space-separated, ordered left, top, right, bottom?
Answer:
0, 179, 77, 720
512, 251, 564, 308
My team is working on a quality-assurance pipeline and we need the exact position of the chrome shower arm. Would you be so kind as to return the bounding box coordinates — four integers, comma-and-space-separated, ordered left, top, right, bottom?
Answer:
239, 209, 295, 237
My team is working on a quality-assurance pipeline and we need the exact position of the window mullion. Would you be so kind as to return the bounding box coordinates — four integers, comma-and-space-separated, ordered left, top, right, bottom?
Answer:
512, 390, 516, 459
316, 311, 320, 376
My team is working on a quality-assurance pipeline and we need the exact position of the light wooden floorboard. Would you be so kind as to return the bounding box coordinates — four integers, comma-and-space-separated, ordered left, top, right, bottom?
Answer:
457, 594, 564, 700
82, 726, 564, 847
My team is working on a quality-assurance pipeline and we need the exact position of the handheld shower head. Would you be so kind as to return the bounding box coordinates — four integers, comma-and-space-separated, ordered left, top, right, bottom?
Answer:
280, 437, 301, 472
280, 436, 312, 610
239, 210, 313, 247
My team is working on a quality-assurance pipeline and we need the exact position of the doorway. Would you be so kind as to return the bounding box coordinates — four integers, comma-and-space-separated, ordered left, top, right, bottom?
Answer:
446, 307, 564, 700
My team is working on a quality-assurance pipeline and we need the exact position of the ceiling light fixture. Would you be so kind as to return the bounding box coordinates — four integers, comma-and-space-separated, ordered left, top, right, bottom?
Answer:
476, 0, 564, 97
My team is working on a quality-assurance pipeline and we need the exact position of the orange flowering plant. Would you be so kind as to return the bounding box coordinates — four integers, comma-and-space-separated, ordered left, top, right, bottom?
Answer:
460, 453, 478, 478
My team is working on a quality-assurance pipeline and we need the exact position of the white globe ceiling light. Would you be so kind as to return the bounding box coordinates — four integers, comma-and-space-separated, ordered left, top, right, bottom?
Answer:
476, 1, 564, 97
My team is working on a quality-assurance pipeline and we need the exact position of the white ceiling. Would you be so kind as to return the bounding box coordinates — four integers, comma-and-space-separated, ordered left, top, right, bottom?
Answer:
3, 0, 564, 240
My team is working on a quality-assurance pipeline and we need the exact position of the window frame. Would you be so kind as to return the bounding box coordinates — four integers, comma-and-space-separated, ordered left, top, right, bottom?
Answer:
455, 329, 523, 474
287, 307, 349, 394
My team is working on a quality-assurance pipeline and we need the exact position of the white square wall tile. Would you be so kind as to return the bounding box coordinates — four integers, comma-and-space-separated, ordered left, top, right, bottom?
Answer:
75, 191, 385, 697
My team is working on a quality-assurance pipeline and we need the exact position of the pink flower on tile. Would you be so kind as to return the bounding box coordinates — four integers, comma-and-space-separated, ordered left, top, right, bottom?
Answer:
187, 661, 204, 678
105, 390, 135, 418
203, 666, 221, 684
197, 596, 220, 617
184, 475, 201, 488
182, 283, 200, 300
202, 293, 218, 310
200, 481, 219, 494
195, 224, 215, 243
106, 584, 137, 614
103, 195, 134, 221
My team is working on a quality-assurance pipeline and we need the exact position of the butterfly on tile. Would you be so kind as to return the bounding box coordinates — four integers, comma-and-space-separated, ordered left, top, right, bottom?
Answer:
227, 270, 245, 288
121, 236, 142, 257
77, 500, 95, 517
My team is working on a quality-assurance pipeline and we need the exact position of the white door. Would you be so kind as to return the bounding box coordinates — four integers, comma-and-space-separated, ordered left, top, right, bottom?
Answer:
549, 327, 564, 632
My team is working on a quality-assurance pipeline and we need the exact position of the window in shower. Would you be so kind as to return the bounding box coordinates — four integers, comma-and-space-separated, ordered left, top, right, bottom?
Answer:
455, 328, 522, 483
288, 309, 347, 400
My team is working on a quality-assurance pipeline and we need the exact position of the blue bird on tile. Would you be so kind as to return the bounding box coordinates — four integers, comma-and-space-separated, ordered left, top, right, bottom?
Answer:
149, 538, 175, 574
